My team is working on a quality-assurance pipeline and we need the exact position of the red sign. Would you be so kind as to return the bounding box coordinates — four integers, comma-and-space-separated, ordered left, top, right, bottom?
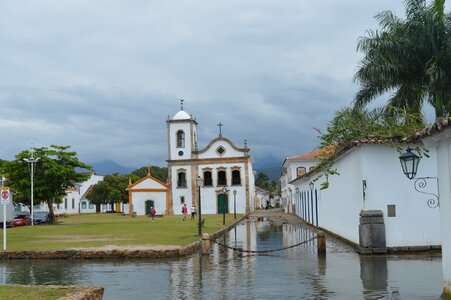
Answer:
1, 188, 10, 204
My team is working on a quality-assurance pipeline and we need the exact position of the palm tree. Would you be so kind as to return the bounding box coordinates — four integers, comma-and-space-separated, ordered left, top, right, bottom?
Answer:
354, 0, 451, 118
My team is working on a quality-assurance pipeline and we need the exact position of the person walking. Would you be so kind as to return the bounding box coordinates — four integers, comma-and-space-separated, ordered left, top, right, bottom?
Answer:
182, 204, 188, 221
150, 207, 156, 222
191, 205, 196, 220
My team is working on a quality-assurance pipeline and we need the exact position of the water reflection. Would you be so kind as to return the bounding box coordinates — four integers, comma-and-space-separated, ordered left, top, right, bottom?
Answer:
0, 220, 443, 299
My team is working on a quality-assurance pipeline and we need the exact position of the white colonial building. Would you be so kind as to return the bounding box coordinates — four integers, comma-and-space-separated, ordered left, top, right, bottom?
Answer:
290, 142, 441, 250
166, 104, 255, 215
280, 150, 321, 213
128, 167, 169, 216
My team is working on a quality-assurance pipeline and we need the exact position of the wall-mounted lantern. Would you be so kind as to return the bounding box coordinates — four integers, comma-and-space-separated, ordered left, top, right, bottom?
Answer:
399, 147, 421, 180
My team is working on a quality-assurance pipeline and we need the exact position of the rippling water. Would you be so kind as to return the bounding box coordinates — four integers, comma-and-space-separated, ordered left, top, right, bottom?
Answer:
0, 220, 443, 299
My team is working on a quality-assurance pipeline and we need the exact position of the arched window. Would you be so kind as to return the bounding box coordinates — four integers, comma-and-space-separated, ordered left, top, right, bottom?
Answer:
217, 170, 227, 186
296, 167, 306, 177
232, 170, 241, 185
176, 130, 185, 148
203, 170, 213, 187
81, 201, 87, 209
177, 170, 187, 188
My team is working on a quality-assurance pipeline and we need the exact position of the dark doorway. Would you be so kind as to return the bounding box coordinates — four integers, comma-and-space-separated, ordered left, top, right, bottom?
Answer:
217, 194, 229, 214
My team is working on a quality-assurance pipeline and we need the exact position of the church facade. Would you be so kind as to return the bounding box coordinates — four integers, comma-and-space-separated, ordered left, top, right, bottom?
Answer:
166, 105, 255, 216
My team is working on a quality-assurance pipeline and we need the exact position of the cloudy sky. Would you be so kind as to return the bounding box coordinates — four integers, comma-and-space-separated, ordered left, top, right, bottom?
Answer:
0, 0, 408, 169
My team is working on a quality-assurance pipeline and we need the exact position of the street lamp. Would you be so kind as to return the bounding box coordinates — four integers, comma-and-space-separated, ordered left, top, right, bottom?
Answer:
222, 186, 228, 225
196, 176, 203, 237
233, 189, 237, 219
23, 148, 40, 226
399, 147, 421, 180
399, 148, 439, 208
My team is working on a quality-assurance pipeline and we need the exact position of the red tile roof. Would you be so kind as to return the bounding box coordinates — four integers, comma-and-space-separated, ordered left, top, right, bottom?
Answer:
287, 149, 322, 160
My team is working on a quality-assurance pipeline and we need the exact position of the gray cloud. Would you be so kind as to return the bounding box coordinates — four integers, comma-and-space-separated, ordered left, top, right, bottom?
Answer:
0, 0, 409, 168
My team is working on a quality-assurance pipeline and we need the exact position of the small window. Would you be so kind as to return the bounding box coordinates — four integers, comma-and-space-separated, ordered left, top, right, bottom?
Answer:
180, 196, 185, 204
387, 204, 396, 217
297, 167, 306, 177
72, 198, 75, 209
218, 170, 227, 186
216, 146, 226, 155
232, 170, 241, 185
82, 201, 87, 209
89, 203, 94, 209
64, 198, 68, 209
204, 171, 213, 186
176, 130, 185, 148
177, 171, 187, 188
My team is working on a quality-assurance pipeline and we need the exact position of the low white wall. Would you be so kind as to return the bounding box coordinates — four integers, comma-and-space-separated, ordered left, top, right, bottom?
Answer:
292, 144, 441, 248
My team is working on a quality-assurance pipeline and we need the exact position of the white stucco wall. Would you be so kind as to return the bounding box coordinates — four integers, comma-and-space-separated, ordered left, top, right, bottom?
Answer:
169, 122, 195, 160
197, 162, 248, 214
131, 191, 166, 216
172, 165, 193, 215
197, 140, 245, 159
292, 143, 440, 248
423, 128, 451, 292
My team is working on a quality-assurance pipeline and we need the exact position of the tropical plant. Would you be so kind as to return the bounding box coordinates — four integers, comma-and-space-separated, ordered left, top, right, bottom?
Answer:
314, 106, 426, 189
1, 145, 91, 222
354, 0, 451, 117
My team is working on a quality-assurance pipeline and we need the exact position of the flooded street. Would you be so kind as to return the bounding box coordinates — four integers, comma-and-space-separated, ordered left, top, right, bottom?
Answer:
0, 217, 443, 299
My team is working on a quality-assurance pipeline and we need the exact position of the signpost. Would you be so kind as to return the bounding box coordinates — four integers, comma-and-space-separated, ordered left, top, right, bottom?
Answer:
0, 187, 10, 251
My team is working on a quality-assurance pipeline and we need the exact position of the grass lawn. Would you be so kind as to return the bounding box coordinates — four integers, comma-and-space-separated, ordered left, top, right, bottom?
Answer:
0, 285, 72, 300
2, 213, 242, 251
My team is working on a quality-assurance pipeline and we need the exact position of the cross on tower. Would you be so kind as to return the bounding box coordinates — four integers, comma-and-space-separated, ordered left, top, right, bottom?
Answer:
217, 122, 224, 136
180, 99, 184, 110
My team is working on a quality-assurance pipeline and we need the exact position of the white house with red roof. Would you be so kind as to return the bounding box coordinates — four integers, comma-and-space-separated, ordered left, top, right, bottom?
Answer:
280, 149, 321, 213
290, 142, 441, 252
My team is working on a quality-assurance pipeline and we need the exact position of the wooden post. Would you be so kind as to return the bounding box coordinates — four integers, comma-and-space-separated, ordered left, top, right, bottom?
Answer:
317, 230, 326, 255
201, 233, 211, 255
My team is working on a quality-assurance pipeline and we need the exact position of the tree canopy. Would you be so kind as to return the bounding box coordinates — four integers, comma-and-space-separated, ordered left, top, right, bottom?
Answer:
354, 0, 451, 117
86, 173, 138, 211
131, 166, 168, 182
1, 145, 91, 221
255, 171, 280, 194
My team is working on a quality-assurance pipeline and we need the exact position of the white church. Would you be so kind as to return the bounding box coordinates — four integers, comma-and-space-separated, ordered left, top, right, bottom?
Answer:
165, 102, 256, 215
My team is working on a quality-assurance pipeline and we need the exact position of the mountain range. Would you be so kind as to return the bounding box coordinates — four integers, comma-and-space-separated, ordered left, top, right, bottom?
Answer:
89, 155, 284, 181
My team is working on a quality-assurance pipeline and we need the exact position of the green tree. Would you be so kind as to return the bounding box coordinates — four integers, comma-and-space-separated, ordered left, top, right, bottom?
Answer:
131, 166, 168, 183
354, 0, 451, 117
86, 173, 135, 212
1, 145, 91, 222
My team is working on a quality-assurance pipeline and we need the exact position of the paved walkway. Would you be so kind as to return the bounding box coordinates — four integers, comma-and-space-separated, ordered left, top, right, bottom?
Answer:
248, 208, 305, 226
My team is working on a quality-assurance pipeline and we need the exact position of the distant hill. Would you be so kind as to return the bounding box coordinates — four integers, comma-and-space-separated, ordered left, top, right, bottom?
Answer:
256, 165, 283, 181
89, 160, 134, 175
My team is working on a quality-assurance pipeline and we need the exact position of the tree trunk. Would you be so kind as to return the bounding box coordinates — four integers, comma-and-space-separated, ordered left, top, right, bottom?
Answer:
111, 202, 114, 212
47, 201, 55, 224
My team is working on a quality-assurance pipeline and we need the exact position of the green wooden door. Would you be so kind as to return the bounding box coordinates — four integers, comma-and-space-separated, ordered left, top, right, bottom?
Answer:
217, 194, 229, 214
145, 200, 154, 215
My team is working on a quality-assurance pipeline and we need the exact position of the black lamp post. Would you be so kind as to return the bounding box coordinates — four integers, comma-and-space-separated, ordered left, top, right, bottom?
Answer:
233, 189, 237, 219
222, 187, 227, 225
196, 176, 203, 237
399, 148, 421, 179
